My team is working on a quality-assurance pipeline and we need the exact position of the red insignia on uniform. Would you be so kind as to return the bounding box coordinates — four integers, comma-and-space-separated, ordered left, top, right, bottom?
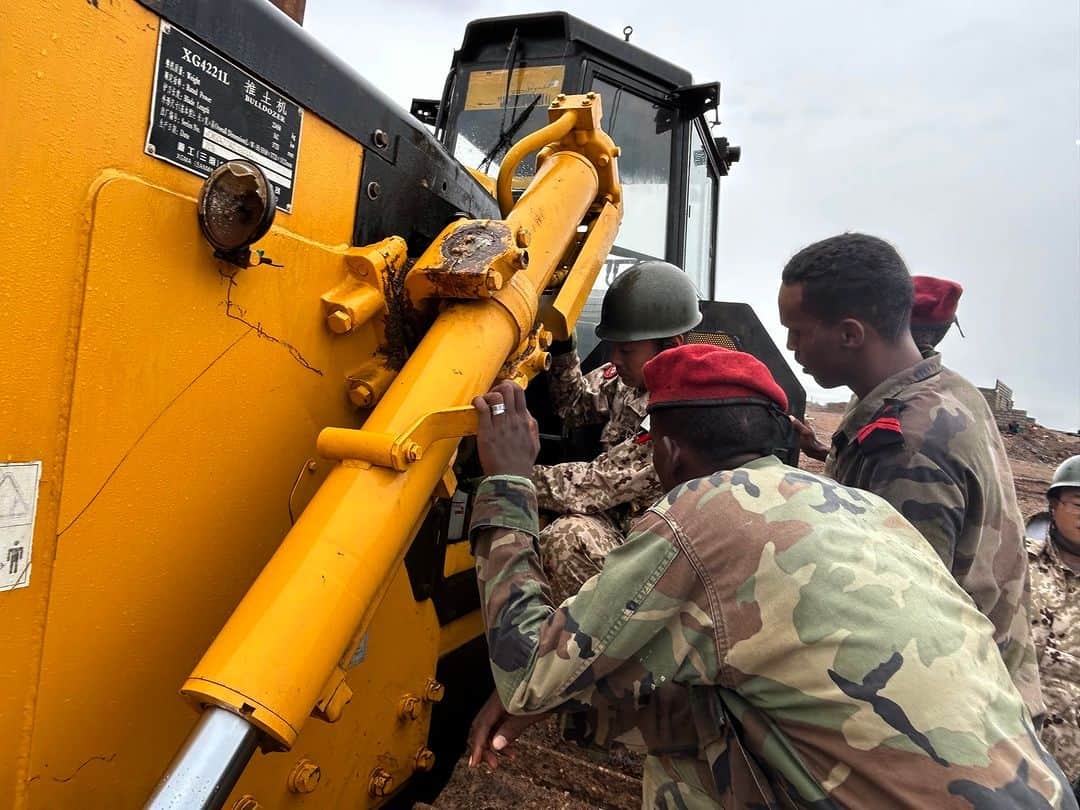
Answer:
602, 364, 618, 380
855, 399, 905, 452
635, 432, 650, 445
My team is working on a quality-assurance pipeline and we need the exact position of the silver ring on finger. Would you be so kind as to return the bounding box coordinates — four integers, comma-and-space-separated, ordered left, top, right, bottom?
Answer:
491, 403, 506, 416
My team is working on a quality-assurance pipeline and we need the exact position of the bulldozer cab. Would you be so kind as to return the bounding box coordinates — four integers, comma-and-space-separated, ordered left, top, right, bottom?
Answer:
416, 13, 741, 359
414, 13, 802, 465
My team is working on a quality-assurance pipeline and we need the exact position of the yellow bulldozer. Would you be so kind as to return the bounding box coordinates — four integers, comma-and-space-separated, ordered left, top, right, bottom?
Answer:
0, 1, 803, 807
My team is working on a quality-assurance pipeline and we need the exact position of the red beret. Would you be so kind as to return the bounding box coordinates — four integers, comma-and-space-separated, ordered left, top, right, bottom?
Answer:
643, 344, 789, 412
911, 275, 963, 326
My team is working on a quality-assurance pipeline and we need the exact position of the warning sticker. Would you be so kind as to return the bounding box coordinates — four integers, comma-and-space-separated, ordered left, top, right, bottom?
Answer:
145, 22, 303, 212
464, 65, 565, 111
1, 462, 41, 592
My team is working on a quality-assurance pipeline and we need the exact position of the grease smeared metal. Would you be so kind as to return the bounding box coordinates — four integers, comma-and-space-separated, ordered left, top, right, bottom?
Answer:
380, 257, 419, 370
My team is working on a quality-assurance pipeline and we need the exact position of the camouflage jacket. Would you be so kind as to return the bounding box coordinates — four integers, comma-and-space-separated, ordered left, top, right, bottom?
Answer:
470, 459, 1075, 808
1027, 518, 1080, 782
824, 353, 1044, 720
533, 350, 662, 527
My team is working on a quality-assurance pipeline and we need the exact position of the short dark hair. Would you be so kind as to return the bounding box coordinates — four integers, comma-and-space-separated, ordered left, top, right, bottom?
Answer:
652, 403, 792, 465
782, 233, 913, 341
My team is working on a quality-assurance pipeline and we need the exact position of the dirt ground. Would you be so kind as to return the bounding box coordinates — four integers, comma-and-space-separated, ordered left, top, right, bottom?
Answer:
426, 404, 1080, 809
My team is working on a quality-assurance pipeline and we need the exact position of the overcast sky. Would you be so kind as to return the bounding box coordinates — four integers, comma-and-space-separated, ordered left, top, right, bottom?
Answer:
305, 0, 1079, 430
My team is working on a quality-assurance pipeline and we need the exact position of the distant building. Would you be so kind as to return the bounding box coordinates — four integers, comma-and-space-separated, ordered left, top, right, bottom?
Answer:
978, 379, 1037, 431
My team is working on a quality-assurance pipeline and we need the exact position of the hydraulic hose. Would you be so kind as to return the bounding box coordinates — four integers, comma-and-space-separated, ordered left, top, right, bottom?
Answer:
496, 110, 575, 216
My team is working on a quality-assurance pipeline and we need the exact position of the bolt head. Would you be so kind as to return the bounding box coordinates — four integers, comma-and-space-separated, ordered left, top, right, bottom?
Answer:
514, 227, 532, 248
372, 129, 390, 149
288, 759, 321, 794
586, 91, 597, 100
232, 797, 262, 810
399, 694, 422, 720
485, 272, 503, 292
327, 310, 353, 334
423, 679, 445, 703
598, 154, 610, 167
369, 768, 395, 798
415, 748, 436, 772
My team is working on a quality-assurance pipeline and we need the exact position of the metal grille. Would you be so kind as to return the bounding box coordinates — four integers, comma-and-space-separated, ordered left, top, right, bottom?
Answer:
687, 330, 741, 350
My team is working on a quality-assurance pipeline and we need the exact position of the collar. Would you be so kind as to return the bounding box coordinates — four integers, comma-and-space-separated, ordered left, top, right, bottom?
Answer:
835, 353, 943, 446
622, 382, 650, 417
738, 455, 783, 472
1047, 526, 1080, 575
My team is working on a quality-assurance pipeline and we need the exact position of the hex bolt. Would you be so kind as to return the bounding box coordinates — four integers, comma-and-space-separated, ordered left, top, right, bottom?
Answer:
348, 378, 376, 408
399, 694, 422, 720
232, 797, 262, 810
414, 748, 436, 773
287, 759, 321, 794
586, 91, 597, 100
512, 249, 529, 270
372, 129, 390, 149
514, 227, 531, 248
423, 679, 445, 703
366, 181, 381, 200
403, 443, 423, 463
555, 93, 567, 101
582, 98, 592, 106
597, 154, 610, 167
369, 768, 395, 798
538, 328, 553, 350
612, 146, 622, 157
326, 310, 354, 334
484, 271, 503, 292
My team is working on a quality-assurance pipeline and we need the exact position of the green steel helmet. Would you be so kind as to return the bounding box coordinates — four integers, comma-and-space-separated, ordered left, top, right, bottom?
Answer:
595, 261, 703, 342
1048, 454, 1080, 497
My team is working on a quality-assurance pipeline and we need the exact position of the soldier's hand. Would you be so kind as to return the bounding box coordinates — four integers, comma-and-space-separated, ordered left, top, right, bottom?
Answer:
789, 415, 829, 462
467, 691, 546, 770
473, 380, 540, 478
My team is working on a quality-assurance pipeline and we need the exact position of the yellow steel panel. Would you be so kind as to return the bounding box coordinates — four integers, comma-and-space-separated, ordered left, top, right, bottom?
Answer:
0, 1, 444, 805
438, 611, 486, 657
23, 175, 386, 806
442, 541, 475, 579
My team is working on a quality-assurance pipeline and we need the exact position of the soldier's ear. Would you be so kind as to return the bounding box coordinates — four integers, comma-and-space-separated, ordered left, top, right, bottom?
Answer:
837, 318, 865, 350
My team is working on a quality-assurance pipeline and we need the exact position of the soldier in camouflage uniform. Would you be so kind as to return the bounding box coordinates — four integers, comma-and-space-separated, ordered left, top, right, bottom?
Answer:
778, 234, 1044, 722
534, 260, 701, 605
1026, 456, 1080, 791
789, 273, 965, 462
466, 347, 1075, 808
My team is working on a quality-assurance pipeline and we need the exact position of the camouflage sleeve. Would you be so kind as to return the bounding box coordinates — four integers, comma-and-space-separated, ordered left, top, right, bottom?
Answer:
547, 350, 611, 429
469, 477, 704, 716
532, 436, 659, 515
858, 448, 966, 569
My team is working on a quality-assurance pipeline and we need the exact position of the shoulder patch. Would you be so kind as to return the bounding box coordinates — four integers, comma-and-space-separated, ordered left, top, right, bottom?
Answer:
602, 363, 618, 380
855, 398, 905, 453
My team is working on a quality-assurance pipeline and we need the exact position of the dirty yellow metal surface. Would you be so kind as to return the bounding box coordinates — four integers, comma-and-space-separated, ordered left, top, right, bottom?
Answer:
0, 2, 448, 806
0, 1, 622, 806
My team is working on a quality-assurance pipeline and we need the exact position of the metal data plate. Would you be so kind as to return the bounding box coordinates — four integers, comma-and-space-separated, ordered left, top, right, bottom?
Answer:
145, 21, 303, 212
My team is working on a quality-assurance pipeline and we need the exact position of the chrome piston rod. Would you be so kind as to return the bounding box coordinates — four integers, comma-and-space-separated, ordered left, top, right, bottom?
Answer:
145, 707, 259, 810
